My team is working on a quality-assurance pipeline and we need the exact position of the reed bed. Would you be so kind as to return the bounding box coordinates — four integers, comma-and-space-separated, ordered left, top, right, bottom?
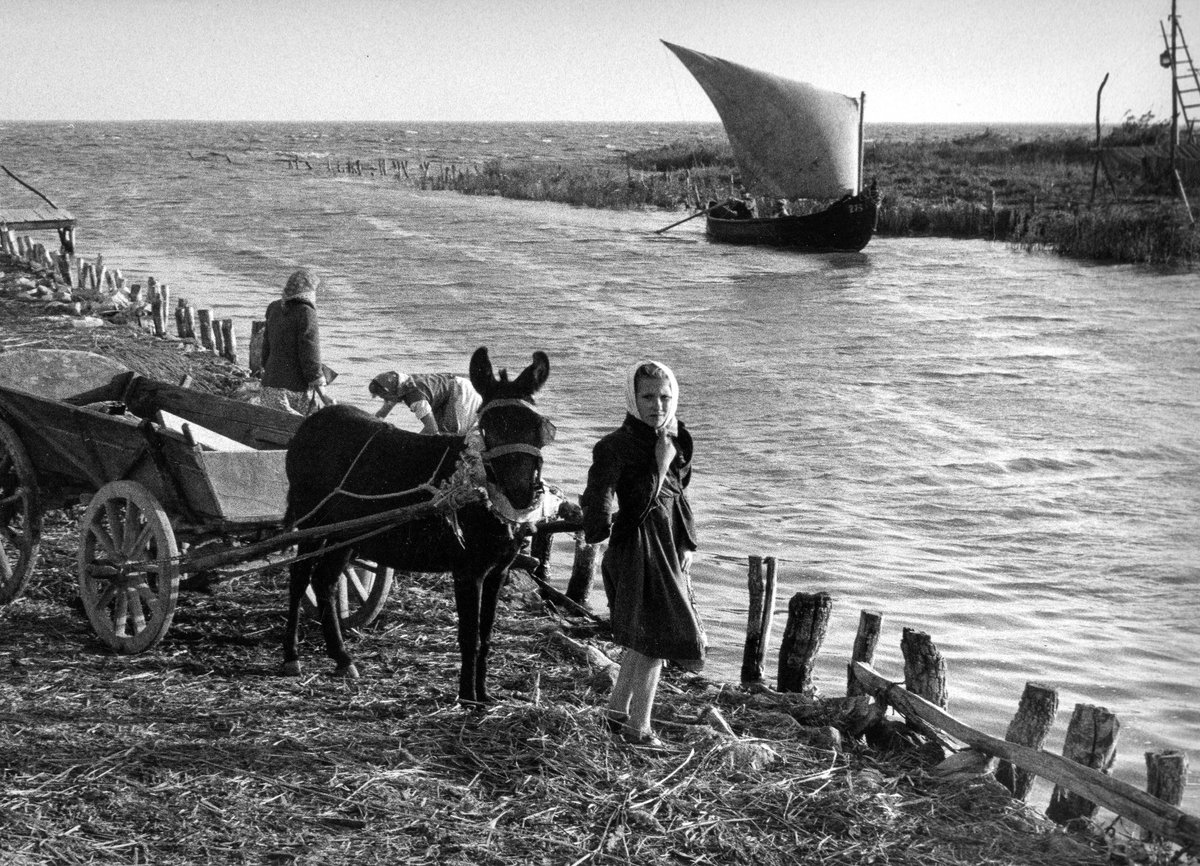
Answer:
432, 128, 1199, 266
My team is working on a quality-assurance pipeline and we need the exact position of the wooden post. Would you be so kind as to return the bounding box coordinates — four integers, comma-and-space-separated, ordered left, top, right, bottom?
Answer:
565, 531, 597, 606
197, 309, 216, 351
211, 317, 226, 357
1144, 751, 1188, 842
901, 627, 947, 709
996, 682, 1059, 800
249, 320, 267, 374
156, 284, 170, 338
1046, 704, 1120, 825
184, 304, 197, 341
740, 555, 778, 685
846, 610, 882, 697
776, 591, 832, 694
741, 555, 767, 684
150, 293, 164, 338
174, 301, 187, 339
220, 319, 237, 363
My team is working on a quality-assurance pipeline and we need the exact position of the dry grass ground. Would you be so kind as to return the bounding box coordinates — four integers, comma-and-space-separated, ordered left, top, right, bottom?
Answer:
0, 255, 1171, 864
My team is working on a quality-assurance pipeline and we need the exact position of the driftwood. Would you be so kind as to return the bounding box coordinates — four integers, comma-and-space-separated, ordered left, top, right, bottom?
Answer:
851, 661, 1200, 849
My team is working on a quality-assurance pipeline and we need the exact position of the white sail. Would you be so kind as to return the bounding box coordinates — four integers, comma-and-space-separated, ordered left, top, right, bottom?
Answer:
664, 41, 862, 200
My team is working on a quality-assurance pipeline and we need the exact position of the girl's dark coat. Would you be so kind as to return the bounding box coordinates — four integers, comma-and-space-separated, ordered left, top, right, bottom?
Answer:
580, 414, 705, 667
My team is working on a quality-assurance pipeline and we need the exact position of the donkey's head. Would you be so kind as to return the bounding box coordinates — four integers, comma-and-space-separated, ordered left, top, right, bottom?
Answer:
469, 347, 553, 511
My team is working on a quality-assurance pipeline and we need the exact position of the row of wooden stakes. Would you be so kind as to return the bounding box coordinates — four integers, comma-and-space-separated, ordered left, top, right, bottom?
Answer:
2, 235, 242, 366
734, 553, 1196, 850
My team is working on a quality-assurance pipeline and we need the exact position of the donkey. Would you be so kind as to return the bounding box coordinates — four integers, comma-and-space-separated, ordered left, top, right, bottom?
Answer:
281, 347, 556, 704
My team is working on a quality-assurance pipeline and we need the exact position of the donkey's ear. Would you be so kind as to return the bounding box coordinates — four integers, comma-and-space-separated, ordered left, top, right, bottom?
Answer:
513, 351, 550, 396
469, 347, 496, 400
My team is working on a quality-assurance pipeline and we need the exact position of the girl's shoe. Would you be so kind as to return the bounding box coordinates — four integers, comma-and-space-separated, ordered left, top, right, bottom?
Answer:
619, 727, 665, 749
604, 711, 629, 733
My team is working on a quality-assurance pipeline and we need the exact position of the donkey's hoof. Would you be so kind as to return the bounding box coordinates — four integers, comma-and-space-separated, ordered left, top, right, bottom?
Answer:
333, 663, 360, 679
281, 660, 302, 677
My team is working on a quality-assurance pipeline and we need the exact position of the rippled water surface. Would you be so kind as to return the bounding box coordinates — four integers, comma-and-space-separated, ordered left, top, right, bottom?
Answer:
3, 121, 1197, 809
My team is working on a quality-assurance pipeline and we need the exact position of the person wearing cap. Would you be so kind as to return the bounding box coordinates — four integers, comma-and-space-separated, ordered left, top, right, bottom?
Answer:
579, 360, 705, 748
260, 268, 334, 415
369, 370, 482, 434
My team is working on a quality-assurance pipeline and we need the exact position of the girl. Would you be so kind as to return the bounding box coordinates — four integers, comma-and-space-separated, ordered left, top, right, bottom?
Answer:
580, 360, 706, 746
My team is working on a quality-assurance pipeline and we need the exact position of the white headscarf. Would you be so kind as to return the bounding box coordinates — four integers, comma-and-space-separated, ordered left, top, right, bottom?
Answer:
625, 360, 679, 433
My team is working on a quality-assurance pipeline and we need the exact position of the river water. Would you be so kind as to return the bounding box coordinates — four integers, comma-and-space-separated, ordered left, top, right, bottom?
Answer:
2, 121, 1197, 811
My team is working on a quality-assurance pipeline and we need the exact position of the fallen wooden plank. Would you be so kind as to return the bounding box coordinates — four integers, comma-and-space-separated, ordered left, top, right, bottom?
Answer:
851, 661, 1200, 850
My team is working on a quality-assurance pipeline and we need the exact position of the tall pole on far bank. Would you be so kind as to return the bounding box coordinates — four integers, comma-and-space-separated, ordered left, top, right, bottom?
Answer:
1171, 0, 1179, 179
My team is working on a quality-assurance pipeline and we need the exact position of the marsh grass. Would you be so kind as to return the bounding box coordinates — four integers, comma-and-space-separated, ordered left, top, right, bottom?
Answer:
427, 127, 1198, 266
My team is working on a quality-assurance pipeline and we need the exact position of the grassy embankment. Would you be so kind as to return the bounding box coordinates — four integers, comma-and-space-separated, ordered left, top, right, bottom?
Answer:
435, 124, 1198, 267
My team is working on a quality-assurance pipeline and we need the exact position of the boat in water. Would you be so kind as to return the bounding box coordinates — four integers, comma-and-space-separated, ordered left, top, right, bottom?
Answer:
663, 41, 878, 252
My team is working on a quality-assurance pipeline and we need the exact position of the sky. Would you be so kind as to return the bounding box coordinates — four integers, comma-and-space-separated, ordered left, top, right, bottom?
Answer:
0, 0, 1181, 126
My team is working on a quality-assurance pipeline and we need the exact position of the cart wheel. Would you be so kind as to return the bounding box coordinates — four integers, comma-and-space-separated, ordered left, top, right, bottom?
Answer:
304, 557, 394, 630
0, 418, 42, 605
78, 480, 180, 653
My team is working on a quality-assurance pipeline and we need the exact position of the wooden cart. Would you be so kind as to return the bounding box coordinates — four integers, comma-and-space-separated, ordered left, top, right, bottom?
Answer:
0, 349, 397, 652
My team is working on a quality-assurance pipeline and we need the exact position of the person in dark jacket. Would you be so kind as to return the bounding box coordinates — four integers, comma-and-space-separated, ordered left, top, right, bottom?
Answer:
580, 360, 705, 746
260, 268, 333, 414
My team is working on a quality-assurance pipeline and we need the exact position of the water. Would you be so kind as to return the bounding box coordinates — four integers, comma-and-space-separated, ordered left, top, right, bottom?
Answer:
3, 121, 1197, 812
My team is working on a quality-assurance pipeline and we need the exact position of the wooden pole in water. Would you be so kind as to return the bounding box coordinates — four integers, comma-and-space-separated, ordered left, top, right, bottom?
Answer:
776, 590, 832, 694
741, 556, 767, 685
654, 200, 724, 234
197, 309, 216, 351
846, 610, 882, 697
1090, 73, 1109, 206
220, 319, 237, 363
1046, 703, 1121, 825
249, 320, 266, 374
1144, 750, 1188, 842
212, 317, 226, 357
900, 627, 947, 709
996, 682, 1059, 801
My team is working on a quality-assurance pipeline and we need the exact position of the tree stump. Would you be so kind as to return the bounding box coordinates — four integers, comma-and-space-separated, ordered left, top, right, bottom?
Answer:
1046, 703, 1120, 825
776, 591, 832, 694
1143, 750, 1188, 842
996, 682, 1059, 800
901, 627, 947, 709
846, 610, 882, 697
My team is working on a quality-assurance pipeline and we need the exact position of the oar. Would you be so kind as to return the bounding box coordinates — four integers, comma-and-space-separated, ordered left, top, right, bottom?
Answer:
653, 201, 725, 234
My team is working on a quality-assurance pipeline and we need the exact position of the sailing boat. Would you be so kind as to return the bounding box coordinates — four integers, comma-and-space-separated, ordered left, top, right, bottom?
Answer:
663, 41, 878, 252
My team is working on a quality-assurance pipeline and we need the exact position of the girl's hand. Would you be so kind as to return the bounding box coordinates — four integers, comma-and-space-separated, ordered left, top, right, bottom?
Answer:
682, 550, 693, 574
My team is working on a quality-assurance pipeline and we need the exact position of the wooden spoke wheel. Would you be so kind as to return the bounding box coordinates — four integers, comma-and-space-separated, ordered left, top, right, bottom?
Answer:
0, 418, 42, 605
78, 480, 180, 653
304, 557, 394, 630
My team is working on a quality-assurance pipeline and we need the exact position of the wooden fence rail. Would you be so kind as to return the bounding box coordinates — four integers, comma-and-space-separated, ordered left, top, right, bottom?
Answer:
851, 661, 1200, 850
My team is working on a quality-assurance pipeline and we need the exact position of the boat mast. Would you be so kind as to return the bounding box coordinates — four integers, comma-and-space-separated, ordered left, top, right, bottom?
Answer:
857, 92, 866, 194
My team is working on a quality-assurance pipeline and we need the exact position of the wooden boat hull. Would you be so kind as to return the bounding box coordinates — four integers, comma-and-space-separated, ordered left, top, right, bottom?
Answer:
706, 190, 878, 252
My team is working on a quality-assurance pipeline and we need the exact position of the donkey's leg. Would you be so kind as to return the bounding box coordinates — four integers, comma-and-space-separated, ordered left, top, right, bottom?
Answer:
473, 563, 509, 705
311, 548, 359, 678
282, 543, 318, 676
452, 569, 485, 705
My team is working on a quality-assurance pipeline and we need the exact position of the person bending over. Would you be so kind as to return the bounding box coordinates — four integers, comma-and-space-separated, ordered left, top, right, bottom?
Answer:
369, 370, 482, 434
